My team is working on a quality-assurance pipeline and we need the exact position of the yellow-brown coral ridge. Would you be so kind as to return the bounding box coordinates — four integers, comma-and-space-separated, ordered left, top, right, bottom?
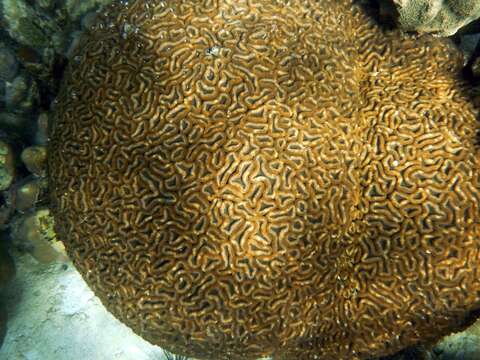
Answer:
48, 0, 480, 359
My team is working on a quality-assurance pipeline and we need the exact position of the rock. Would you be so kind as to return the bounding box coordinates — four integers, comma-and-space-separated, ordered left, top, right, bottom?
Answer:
471, 52, 480, 79
4, 73, 38, 114
35, 113, 49, 145
0, 112, 29, 135
0, 141, 14, 192
4, 74, 27, 109
12, 208, 66, 263
0, 186, 15, 230
36, 0, 55, 10
383, 0, 480, 36
432, 319, 480, 359
1, 0, 59, 51
0, 247, 15, 287
0, 46, 18, 82
0, 0, 115, 109
64, 0, 114, 21
21, 145, 47, 177
81, 11, 99, 30
65, 31, 83, 60
0, 306, 6, 349
14, 177, 48, 213
0, 248, 15, 349
2, 0, 115, 58
458, 33, 480, 63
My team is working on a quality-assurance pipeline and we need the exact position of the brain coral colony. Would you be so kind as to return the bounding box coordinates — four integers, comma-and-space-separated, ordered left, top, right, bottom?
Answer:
48, 0, 480, 359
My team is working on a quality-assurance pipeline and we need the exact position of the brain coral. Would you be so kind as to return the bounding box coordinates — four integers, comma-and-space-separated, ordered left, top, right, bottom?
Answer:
48, 0, 480, 359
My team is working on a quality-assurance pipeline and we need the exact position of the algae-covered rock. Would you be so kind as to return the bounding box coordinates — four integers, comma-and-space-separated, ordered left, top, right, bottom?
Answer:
21, 145, 47, 177
0, 46, 18, 83
0, 248, 15, 287
1, 0, 114, 66
64, 0, 114, 21
36, 0, 55, 10
385, 0, 480, 36
34, 112, 49, 145
0, 248, 15, 350
0, 306, 6, 349
0, 141, 14, 192
14, 177, 48, 213
12, 208, 65, 263
0, 246, 15, 349
433, 319, 480, 359
0, 184, 15, 230
1, 0, 59, 51
0, 112, 30, 136
4, 73, 39, 114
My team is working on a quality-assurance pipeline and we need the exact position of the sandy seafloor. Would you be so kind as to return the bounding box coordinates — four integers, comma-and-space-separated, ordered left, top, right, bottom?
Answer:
0, 251, 480, 360
0, 253, 169, 360
0, 252, 275, 360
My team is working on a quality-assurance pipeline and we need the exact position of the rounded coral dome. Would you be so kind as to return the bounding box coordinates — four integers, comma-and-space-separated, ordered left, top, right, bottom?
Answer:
48, 0, 480, 359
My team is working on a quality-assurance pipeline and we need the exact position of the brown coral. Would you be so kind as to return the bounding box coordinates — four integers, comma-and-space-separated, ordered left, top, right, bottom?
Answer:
48, 0, 480, 359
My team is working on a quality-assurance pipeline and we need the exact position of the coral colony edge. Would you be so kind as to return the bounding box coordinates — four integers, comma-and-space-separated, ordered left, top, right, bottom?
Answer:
47, 0, 480, 359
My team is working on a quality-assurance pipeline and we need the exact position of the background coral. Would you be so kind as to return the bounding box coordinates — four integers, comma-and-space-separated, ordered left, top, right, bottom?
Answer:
0, 0, 115, 261
0, 253, 167, 358
380, 0, 480, 35
0, 0, 117, 354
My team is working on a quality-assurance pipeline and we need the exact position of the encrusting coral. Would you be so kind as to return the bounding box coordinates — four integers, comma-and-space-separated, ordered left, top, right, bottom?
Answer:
48, 0, 480, 359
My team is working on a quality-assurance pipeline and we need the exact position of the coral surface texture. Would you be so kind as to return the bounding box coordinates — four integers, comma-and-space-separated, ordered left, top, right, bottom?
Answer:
48, 0, 480, 359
